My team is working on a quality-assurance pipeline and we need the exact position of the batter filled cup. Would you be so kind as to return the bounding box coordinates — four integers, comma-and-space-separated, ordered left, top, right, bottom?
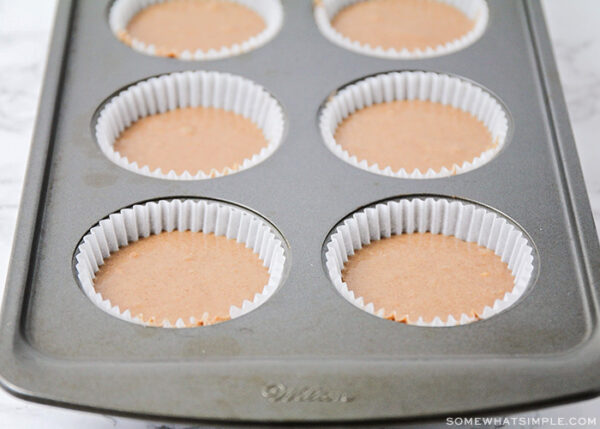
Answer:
74, 199, 287, 328
324, 197, 535, 326
95, 71, 285, 180
314, 0, 488, 59
319, 71, 510, 179
109, 0, 283, 60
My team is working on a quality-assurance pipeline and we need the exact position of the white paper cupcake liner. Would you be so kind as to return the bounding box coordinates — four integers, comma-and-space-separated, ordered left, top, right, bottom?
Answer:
74, 199, 287, 328
95, 70, 285, 180
109, 0, 283, 60
319, 71, 510, 179
324, 197, 535, 326
314, 0, 488, 59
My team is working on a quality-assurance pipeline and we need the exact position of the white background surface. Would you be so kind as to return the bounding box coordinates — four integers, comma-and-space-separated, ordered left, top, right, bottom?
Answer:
1, 0, 599, 427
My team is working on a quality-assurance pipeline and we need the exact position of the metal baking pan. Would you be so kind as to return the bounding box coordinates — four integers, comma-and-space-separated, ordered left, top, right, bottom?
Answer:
1, 0, 599, 425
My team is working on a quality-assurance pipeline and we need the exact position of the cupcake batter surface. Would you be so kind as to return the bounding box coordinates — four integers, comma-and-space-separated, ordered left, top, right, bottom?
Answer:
93, 231, 269, 326
334, 100, 494, 172
113, 107, 268, 175
331, 0, 475, 52
341, 233, 514, 323
122, 0, 265, 55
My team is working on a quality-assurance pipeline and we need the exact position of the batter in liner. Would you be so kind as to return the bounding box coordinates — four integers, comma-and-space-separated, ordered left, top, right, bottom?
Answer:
113, 107, 268, 176
341, 233, 514, 323
334, 100, 495, 173
119, 0, 265, 56
331, 0, 475, 52
94, 231, 269, 326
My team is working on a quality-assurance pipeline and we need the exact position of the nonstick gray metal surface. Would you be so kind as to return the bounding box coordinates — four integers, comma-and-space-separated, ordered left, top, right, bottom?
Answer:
1, 0, 599, 424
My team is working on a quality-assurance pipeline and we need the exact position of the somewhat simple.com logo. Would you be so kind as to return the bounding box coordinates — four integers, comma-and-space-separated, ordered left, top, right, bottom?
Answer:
446, 416, 597, 427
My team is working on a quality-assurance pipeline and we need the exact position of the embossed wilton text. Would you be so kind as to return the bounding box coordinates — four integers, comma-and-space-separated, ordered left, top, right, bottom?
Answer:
261, 383, 355, 403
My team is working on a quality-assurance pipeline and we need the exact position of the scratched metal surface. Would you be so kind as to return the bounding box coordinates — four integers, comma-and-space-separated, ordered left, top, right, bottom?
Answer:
0, 0, 599, 424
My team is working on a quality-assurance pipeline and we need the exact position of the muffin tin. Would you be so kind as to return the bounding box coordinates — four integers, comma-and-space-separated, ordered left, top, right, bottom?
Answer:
1, 0, 600, 425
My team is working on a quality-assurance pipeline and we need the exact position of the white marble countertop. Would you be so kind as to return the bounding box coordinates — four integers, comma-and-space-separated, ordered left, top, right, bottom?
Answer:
1, 1, 599, 427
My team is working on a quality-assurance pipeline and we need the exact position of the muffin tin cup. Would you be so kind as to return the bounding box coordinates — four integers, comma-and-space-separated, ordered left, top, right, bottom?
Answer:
109, 0, 284, 60
319, 70, 510, 179
95, 70, 285, 180
324, 197, 535, 326
74, 199, 287, 328
314, 0, 489, 59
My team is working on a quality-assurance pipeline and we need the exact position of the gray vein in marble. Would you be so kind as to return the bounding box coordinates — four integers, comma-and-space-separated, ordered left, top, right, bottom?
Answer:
552, 39, 600, 122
